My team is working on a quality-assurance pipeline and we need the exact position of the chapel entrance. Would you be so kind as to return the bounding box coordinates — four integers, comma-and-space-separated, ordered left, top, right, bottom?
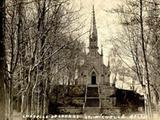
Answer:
91, 71, 96, 84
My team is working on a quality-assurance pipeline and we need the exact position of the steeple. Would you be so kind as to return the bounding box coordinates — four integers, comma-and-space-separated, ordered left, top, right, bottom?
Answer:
89, 4, 98, 51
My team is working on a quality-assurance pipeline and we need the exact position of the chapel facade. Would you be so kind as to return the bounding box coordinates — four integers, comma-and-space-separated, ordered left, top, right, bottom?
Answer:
76, 5, 119, 115
78, 5, 110, 86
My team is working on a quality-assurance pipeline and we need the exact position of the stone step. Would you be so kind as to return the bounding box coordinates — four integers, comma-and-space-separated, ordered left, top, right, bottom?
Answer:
86, 97, 99, 99
85, 99, 99, 107
87, 86, 99, 97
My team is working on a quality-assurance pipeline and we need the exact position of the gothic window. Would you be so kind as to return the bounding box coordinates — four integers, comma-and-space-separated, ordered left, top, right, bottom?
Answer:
91, 71, 96, 84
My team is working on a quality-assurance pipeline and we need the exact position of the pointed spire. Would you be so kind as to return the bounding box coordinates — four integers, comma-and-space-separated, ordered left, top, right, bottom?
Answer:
89, 4, 97, 41
89, 4, 98, 51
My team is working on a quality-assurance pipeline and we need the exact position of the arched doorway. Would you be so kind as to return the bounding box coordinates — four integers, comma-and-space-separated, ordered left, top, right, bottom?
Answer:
91, 71, 96, 84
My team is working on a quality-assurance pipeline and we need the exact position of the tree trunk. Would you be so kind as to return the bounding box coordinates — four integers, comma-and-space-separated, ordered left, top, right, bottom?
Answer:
0, 0, 6, 120
139, 0, 152, 118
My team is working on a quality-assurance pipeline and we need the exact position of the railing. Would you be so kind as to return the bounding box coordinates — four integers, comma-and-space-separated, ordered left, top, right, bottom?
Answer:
83, 83, 88, 112
98, 84, 101, 110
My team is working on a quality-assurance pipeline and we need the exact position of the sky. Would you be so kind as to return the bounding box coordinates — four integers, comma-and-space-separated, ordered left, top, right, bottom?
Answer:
70, 0, 144, 93
71, 0, 123, 65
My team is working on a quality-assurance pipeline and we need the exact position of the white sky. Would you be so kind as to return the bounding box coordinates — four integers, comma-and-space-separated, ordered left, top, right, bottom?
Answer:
71, 0, 123, 65
70, 0, 144, 93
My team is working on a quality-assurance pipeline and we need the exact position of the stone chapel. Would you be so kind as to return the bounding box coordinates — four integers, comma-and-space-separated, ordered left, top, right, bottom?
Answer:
78, 5, 110, 86
48, 5, 144, 115
77, 5, 119, 115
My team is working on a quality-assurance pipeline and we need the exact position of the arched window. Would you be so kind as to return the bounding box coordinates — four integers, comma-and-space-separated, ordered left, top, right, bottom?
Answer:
91, 71, 96, 84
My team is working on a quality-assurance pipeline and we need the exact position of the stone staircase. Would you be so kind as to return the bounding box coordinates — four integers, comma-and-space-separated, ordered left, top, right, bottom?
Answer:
84, 85, 100, 114
85, 98, 99, 107
87, 87, 99, 97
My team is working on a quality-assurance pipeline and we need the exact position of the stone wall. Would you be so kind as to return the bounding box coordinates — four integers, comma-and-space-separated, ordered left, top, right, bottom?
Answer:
59, 107, 83, 114
101, 107, 121, 116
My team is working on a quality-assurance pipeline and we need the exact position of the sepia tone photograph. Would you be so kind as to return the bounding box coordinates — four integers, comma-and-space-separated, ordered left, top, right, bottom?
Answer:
0, 0, 160, 120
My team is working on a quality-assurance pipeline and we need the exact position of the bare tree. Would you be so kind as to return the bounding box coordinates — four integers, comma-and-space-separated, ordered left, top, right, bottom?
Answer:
0, 0, 6, 119
108, 0, 160, 117
4, 0, 85, 119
